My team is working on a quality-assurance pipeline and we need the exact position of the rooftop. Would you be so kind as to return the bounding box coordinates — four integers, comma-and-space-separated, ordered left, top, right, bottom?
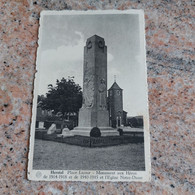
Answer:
108, 82, 122, 90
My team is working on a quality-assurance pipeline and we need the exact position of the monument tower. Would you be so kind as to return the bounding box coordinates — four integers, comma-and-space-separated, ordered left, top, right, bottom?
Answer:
72, 35, 119, 136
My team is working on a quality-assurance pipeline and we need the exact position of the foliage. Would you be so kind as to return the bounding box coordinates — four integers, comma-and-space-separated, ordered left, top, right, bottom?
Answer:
129, 117, 138, 127
117, 128, 123, 136
38, 78, 82, 118
44, 121, 53, 129
128, 117, 144, 128
37, 95, 45, 104
67, 123, 74, 130
90, 127, 101, 137
45, 115, 63, 121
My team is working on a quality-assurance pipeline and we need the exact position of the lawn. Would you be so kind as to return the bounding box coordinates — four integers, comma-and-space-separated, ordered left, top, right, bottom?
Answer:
33, 139, 145, 171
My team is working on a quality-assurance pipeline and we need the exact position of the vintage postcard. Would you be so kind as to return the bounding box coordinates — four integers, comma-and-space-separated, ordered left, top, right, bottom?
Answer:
28, 10, 151, 182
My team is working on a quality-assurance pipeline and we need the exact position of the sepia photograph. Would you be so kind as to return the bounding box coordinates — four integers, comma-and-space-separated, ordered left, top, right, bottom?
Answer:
28, 10, 150, 182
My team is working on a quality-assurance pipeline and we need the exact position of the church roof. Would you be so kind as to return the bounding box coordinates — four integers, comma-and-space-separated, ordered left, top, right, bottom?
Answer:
108, 82, 122, 90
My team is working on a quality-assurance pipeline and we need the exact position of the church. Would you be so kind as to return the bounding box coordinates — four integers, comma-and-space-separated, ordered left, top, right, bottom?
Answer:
108, 81, 127, 128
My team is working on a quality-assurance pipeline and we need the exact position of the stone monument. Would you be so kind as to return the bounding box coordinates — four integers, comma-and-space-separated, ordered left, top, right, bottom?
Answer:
72, 35, 119, 136
47, 123, 56, 134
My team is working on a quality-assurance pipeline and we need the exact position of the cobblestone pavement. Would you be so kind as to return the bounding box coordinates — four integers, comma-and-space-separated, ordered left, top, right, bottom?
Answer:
33, 139, 145, 171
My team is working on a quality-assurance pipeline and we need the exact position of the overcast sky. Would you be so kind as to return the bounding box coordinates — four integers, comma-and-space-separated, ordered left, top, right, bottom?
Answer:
36, 12, 148, 116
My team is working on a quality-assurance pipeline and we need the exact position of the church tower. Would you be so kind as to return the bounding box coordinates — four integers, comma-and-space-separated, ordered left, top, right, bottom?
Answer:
108, 81, 124, 128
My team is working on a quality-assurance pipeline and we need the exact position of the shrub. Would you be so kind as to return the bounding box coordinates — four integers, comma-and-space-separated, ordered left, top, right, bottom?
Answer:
117, 128, 123, 136
67, 123, 74, 130
44, 121, 53, 129
90, 127, 101, 137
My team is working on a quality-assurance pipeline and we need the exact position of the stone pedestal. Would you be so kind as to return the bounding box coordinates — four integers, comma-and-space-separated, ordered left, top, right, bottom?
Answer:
47, 123, 56, 134
73, 35, 119, 137
72, 127, 119, 137
77, 107, 109, 127
57, 128, 74, 138
38, 121, 45, 129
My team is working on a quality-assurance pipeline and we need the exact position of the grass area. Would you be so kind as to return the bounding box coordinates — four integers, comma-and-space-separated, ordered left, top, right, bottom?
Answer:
33, 139, 145, 171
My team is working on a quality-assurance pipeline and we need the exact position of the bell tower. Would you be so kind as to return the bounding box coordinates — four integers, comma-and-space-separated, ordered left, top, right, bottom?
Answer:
108, 81, 123, 128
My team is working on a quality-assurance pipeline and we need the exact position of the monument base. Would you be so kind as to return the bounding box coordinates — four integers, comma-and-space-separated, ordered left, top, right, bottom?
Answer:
71, 127, 119, 137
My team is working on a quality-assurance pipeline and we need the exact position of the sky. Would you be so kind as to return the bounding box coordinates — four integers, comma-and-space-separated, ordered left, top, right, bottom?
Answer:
36, 12, 148, 116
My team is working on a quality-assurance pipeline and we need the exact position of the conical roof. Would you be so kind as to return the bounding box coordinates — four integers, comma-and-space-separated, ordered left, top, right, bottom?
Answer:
108, 82, 122, 90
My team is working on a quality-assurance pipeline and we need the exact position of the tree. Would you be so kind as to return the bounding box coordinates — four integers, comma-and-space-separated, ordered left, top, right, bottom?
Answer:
129, 117, 138, 127
37, 95, 45, 104
39, 78, 82, 119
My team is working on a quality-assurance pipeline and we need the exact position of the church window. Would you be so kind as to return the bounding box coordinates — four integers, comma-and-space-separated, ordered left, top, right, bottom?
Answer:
110, 91, 112, 96
117, 90, 120, 95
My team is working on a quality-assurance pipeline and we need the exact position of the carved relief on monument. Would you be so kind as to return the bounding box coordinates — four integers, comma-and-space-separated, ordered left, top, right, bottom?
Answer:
98, 40, 104, 48
87, 41, 92, 48
98, 78, 106, 92
83, 75, 94, 108
98, 40, 104, 52
99, 78, 106, 109
87, 41, 92, 52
